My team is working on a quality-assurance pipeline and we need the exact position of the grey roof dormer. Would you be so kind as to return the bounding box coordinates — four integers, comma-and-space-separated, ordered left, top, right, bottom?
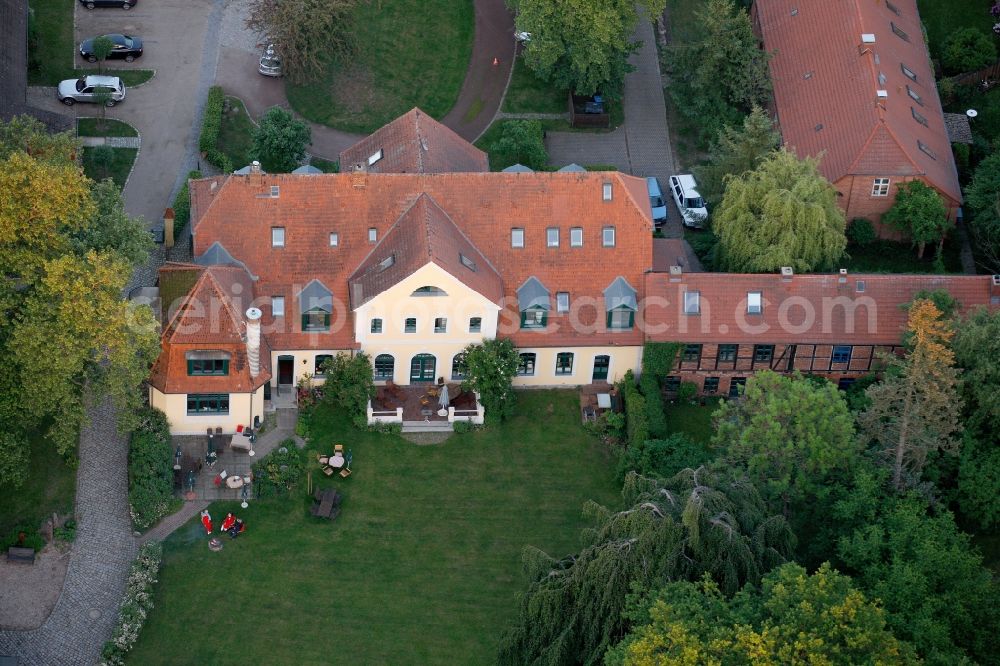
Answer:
297, 279, 333, 313
517, 276, 550, 311
194, 241, 258, 278
603, 276, 637, 311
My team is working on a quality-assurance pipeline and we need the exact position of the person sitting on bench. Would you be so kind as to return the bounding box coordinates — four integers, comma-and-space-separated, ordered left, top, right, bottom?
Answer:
228, 518, 246, 539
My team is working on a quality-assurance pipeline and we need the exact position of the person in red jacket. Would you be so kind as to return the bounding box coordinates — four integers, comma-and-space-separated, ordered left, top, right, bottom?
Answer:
220, 512, 236, 533
200, 509, 213, 534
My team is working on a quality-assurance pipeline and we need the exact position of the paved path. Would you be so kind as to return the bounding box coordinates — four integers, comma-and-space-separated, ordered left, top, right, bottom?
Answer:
545, 11, 683, 239
0, 399, 137, 666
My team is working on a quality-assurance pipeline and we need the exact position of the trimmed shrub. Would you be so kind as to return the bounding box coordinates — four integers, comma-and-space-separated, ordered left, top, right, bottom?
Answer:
642, 342, 681, 377
170, 169, 202, 241
620, 370, 649, 450
251, 440, 305, 497
941, 28, 997, 75
677, 381, 698, 403
639, 372, 667, 439
847, 218, 876, 246
101, 542, 162, 666
198, 86, 233, 172
128, 407, 174, 531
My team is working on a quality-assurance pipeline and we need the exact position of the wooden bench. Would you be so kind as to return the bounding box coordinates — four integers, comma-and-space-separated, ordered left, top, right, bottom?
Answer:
7, 546, 36, 564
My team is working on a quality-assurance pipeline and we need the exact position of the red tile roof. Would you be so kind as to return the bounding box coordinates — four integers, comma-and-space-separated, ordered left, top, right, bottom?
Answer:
150, 263, 271, 393
348, 193, 504, 307
190, 171, 653, 350
339, 108, 489, 174
756, 0, 961, 204
643, 271, 997, 345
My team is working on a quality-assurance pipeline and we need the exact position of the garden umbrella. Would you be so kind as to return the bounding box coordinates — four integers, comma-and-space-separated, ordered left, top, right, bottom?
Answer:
437, 384, 450, 408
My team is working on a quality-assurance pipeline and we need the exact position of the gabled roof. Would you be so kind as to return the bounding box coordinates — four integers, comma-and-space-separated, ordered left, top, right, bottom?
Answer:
348, 193, 503, 308
339, 107, 489, 174
298, 279, 333, 312
756, 0, 961, 203
604, 276, 638, 310
644, 271, 996, 345
194, 241, 258, 277
150, 263, 271, 393
517, 276, 550, 311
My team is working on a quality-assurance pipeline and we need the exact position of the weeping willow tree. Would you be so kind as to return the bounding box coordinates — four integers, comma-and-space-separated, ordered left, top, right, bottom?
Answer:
496, 467, 794, 666
714, 148, 847, 273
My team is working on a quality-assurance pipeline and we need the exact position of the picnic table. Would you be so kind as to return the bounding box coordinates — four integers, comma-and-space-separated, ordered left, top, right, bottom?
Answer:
311, 488, 341, 520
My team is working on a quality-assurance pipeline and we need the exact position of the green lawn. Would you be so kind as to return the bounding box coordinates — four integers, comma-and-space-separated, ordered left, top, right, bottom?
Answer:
502, 58, 567, 115
76, 117, 137, 137
0, 433, 75, 538
82, 146, 137, 188
130, 390, 620, 665
216, 97, 255, 170
664, 398, 721, 446
28, 0, 154, 87
917, 0, 995, 61
285, 0, 474, 134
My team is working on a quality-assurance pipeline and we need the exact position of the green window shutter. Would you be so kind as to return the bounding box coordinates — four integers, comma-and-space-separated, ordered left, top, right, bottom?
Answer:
539, 312, 547, 328
301, 314, 309, 331
187, 360, 195, 375
606, 311, 613, 329
324, 313, 331, 330
221, 360, 229, 375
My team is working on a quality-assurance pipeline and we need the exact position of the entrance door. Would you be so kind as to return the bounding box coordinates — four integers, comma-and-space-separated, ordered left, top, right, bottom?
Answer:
278, 355, 294, 385
592, 355, 610, 381
409, 354, 436, 383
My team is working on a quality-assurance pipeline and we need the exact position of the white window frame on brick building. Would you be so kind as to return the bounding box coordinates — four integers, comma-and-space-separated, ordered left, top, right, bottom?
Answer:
872, 178, 890, 197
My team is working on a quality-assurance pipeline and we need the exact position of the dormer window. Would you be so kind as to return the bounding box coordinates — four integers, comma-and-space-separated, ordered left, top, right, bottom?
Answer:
368, 148, 383, 166
329, 232, 339, 247
186, 352, 231, 376
517, 276, 550, 330
271, 226, 285, 247
302, 308, 330, 332
602, 182, 612, 201
604, 277, 637, 330
511, 228, 524, 248
368, 227, 378, 243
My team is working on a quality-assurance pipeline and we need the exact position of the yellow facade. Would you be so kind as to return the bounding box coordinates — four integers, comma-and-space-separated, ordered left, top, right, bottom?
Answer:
512, 345, 642, 387
354, 262, 501, 385
149, 385, 265, 435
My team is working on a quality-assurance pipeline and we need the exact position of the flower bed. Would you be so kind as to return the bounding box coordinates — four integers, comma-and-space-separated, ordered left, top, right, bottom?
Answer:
100, 542, 162, 666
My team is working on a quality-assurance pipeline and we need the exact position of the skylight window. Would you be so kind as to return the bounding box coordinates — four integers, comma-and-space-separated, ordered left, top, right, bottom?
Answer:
368, 149, 383, 166
907, 85, 923, 105
911, 107, 928, 126
891, 22, 908, 41
459, 253, 477, 272
900, 63, 917, 81
917, 140, 936, 160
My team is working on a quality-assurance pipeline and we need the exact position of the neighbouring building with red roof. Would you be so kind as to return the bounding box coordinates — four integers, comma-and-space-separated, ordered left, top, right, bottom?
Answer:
148, 109, 998, 434
753, 0, 962, 231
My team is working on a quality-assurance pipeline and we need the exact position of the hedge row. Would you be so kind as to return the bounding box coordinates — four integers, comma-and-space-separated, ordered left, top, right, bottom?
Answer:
620, 370, 648, 450
198, 86, 233, 173
170, 169, 202, 242
643, 342, 682, 377
639, 371, 668, 439
100, 542, 162, 666
128, 407, 175, 531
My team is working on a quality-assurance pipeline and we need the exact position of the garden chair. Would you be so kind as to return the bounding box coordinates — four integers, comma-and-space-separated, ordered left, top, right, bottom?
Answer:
317, 454, 329, 465
334, 444, 344, 455
323, 466, 335, 477
339, 466, 352, 479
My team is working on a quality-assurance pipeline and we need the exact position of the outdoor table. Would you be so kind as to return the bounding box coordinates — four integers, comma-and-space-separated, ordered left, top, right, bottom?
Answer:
597, 393, 612, 409
225, 475, 244, 489
328, 455, 345, 469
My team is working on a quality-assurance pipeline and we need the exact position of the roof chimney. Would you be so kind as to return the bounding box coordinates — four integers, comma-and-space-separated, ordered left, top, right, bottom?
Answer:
838, 268, 848, 284
352, 163, 367, 188
250, 160, 261, 175
669, 265, 682, 283
991, 275, 1000, 305
780, 266, 793, 281
245, 307, 262, 377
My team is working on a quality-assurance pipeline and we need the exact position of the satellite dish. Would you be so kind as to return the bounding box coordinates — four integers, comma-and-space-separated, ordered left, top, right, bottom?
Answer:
966, 109, 979, 119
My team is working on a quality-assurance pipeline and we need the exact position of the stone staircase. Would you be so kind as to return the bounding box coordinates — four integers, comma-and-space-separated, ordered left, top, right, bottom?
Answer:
401, 420, 454, 434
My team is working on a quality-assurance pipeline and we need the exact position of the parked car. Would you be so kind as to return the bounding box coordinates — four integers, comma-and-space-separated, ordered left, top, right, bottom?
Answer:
646, 177, 667, 226
258, 44, 282, 77
79, 34, 143, 62
79, 0, 135, 8
57, 75, 126, 106
669, 174, 708, 228
514, 31, 531, 43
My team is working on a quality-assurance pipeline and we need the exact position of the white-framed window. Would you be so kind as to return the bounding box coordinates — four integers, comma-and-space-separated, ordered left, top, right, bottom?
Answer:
511, 228, 525, 248
329, 232, 339, 247
747, 291, 763, 314
556, 292, 569, 312
602, 226, 615, 247
370, 318, 382, 334
271, 296, 285, 317
555, 352, 574, 375
469, 316, 482, 333
434, 317, 447, 333
683, 291, 700, 315
570, 227, 583, 247
602, 182, 612, 201
368, 148, 383, 166
872, 178, 890, 196
368, 227, 377, 243
547, 227, 559, 247
271, 226, 285, 247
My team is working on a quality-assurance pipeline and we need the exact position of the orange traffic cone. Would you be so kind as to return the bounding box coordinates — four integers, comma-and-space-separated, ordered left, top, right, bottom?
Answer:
492, 57, 499, 66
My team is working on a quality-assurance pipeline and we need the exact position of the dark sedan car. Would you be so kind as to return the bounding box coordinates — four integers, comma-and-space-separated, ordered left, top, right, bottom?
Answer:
80, 34, 143, 62
78, 0, 136, 8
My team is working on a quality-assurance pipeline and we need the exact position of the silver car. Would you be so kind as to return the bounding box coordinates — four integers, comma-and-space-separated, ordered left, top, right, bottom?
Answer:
57, 75, 125, 106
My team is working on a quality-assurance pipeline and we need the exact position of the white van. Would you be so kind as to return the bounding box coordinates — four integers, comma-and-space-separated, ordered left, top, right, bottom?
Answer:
669, 174, 708, 228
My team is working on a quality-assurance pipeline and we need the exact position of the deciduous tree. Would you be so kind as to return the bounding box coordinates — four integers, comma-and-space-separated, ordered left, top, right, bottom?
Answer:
71, 178, 152, 269
714, 149, 847, 272
0, 115, 81, 165
606, 563, 918, 665
857, 300, 962, 492
694, 105, 779, 206
663, 0, 771, 145
461, 338, 519, 423
245, 0, 360, 84
91, 35, 115, 74
882, 181, 949, 259
319, 352, 374, 428
497, 467, 792, 665
964, 150, 1000, 273
249, 107, 312, 173
512, 0, 666, 98
489, 120, 548, 171
941, 27, 997, 75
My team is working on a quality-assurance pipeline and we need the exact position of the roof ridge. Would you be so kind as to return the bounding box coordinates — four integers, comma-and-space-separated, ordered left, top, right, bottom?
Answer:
414, 109, 424, 174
